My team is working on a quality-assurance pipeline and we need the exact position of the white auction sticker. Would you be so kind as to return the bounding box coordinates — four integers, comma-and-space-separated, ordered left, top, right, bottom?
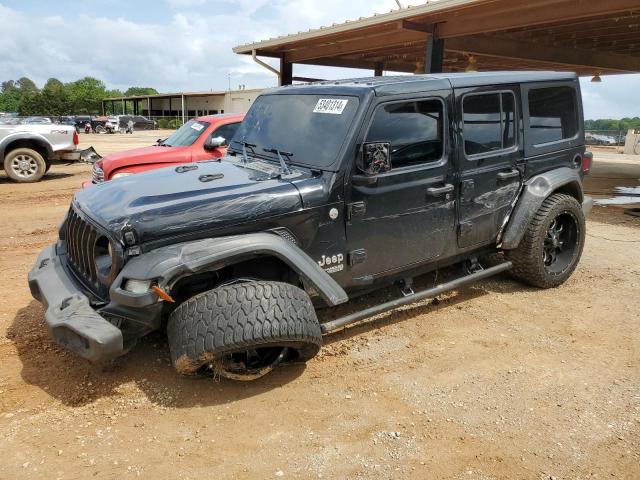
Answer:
190, 123, 204, 131
313, 98, 348, 115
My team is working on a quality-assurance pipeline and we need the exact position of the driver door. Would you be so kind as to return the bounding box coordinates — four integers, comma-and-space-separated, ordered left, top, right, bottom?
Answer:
345, 94, 457, 282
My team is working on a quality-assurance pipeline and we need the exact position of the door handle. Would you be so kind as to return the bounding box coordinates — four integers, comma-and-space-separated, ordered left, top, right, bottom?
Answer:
426, 184, 454, 197
497, 169, 519, 181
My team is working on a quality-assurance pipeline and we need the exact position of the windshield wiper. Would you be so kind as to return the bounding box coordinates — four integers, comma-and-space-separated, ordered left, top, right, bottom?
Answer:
263, 147, 293, 175
241, 141, 256, 164
230, 140, 257, 164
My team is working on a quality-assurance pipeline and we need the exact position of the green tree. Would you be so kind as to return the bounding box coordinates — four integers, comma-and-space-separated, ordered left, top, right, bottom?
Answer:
124, 87, 159, 96
0, 80, 20, 112
17, 77, 39, 95
67, 77, 108, 114
18, 92, 42, 116
40, 78, 71, 116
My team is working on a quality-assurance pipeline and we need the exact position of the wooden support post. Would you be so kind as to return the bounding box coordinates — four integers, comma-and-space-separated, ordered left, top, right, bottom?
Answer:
280, 57, 293, 86
374, 63, 384, 76
424, 34, 444, 73
431, 38, 444, 73
424, 35, 444, 73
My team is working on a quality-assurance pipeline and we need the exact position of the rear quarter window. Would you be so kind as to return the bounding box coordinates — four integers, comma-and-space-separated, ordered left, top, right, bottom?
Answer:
527, 86, 578, 145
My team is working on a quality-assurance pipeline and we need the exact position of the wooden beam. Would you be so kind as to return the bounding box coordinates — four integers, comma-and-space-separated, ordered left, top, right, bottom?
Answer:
297, 56, 415, 73
285, 30, 425, 63
397, 20, 434, 34
437, 0, 640, 38
445, 34, 640, 72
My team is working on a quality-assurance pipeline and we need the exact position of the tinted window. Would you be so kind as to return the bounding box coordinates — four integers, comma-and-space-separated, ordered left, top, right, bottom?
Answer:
163, 120, 210, 147
231, 94, 359, 169
212, 122, 240, 143
463, 92, 516, 156
528, 87, 578, 145
365, 99, 444, 169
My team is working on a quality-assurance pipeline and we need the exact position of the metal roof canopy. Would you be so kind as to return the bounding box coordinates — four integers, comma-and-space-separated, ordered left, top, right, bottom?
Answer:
233, 0, 640, 84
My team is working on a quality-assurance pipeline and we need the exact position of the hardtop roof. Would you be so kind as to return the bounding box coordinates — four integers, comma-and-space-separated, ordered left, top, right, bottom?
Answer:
266, 71, 578, 97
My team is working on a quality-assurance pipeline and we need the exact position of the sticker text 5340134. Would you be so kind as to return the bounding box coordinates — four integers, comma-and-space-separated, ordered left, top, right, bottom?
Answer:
313, 98, 348, 115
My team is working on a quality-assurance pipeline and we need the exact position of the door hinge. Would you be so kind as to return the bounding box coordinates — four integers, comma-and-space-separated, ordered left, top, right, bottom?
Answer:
347, 201, 366, 220
348, 248, 367, 266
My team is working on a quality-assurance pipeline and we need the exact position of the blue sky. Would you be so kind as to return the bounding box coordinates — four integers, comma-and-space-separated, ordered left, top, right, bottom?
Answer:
1, 0, 639, 119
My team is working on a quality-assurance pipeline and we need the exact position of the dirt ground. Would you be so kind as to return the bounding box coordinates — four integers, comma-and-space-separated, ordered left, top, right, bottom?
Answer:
0, 132, 639, 479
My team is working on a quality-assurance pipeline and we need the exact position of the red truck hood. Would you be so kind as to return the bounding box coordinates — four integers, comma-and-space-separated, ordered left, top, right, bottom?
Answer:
101, 145, 190, 178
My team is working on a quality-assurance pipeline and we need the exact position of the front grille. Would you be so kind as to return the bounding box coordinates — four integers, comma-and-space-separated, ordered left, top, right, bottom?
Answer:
92, 164, 104, 183
65, 206, 101, 291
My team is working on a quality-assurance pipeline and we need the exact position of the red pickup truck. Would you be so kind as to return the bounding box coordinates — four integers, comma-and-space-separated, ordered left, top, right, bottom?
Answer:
87, 113, 244, 185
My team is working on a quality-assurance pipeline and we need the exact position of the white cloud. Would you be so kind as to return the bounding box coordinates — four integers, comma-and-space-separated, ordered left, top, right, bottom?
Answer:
1, 1, 639, 119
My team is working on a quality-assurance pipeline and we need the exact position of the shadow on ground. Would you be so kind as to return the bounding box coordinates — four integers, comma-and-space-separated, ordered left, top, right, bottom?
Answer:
0, 172, 73, 184
8, 269, 517, 409
7, 301, 308, 409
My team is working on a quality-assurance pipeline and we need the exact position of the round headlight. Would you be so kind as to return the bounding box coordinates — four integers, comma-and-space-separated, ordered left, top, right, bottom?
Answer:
94, 235, 115, 280
112, 172, 134, 179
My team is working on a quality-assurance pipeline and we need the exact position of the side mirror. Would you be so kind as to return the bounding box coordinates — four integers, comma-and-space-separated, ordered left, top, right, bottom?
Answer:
156, 138, 165, 145
204, 136, 226, 150
361, 142, 391, 175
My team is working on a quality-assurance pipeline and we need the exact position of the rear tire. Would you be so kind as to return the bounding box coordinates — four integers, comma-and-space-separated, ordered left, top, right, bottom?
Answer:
3, 148, 47, 183
506, 193, 585, 288
167, 281, 322, 381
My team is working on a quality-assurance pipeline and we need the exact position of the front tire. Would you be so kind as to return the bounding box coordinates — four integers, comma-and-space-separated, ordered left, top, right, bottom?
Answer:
3, 148, 47, 183
506, 193, 585, 288
167, 281, 322, 381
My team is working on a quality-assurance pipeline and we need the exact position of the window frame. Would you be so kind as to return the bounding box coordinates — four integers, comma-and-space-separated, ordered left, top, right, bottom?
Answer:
362, 96, 448, 173
211, 122, 241, 142
461, 89, 519, 161
522, 81, 583, 157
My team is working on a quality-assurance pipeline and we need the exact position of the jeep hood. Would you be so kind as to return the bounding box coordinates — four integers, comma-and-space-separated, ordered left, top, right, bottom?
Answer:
73, 160, 303, 244
100, 145, 190, 175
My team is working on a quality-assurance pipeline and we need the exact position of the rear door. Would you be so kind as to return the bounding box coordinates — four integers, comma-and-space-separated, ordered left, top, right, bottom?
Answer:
455, 87, 523, 248
346, 93, 457, 280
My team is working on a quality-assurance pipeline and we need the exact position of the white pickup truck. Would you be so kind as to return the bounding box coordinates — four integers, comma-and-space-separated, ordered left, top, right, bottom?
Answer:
0, 123, 85, 182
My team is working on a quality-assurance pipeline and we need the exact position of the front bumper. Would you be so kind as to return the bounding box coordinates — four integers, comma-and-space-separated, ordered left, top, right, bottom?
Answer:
28, 245, 124, 362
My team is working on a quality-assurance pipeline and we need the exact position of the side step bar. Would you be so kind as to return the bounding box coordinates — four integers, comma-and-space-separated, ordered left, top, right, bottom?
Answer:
321, 261, 512, 334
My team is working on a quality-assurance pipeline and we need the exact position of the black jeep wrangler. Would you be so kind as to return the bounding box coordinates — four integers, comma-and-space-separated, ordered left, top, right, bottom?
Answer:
29, 72, 593, 380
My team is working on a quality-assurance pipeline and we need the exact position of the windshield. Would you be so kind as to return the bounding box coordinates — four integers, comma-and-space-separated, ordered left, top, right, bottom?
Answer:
231, 94, 360, 169
163, 120, 210, 147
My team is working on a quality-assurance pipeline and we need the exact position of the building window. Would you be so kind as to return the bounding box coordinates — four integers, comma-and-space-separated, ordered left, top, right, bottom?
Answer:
528, 87, 578, 145
365, 99, 444, 169
463, 92, 516, 156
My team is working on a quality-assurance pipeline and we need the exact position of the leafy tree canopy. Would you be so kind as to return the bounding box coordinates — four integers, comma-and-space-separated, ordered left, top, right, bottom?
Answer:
0, 76, 160, 116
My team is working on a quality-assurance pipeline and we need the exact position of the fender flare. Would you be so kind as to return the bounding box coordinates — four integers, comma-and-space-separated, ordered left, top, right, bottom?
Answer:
500, 167, 584, 250
0, 132, 54, 160
110, 232, 349, 307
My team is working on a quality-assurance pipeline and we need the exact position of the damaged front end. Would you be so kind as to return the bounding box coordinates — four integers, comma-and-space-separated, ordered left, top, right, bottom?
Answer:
28, 203, 165, 362
79, 146, 102, 164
